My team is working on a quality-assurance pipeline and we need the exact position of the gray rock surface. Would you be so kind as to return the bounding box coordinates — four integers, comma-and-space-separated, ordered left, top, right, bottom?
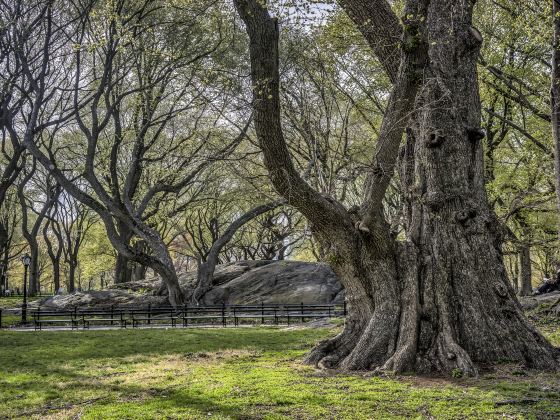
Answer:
36, 260, 343, 310
518, 291, 560, 309
201, 260, 343, 305
519, 291, 560, 315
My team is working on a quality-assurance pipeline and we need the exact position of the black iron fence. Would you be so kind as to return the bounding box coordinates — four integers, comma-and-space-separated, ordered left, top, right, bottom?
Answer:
0, 302, 347, 330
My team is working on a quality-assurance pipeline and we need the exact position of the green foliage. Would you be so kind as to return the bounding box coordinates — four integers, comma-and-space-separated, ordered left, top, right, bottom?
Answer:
78, 222, 115, 282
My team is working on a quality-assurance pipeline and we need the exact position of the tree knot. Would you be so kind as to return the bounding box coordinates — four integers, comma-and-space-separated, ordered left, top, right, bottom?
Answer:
466, 27, 483, 50
427, 130, 445, 148
467, 128, 486, 142
455, 208, 477, 225
494, 283, 508, 299
423, 191, 446, 211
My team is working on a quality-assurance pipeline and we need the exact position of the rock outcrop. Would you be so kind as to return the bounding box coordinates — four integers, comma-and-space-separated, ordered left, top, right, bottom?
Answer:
36, 260, 343, 310
519, 291, 560, 315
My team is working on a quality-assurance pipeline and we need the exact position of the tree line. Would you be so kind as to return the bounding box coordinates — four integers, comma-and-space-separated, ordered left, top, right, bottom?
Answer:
1, 0, 559, 374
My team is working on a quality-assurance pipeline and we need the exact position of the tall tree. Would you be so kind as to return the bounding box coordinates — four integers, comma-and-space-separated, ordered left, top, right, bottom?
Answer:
234, 0, 558, 375
552, 0, 560, 241
17, 159, 60, 294
16, 0, 248, 306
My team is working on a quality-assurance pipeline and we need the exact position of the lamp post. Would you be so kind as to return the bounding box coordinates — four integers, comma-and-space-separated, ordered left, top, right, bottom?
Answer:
21, 253, 31, 324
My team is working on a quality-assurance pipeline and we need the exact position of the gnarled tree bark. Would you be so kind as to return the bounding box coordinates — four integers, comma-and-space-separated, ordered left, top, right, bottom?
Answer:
235, 0, 559, 376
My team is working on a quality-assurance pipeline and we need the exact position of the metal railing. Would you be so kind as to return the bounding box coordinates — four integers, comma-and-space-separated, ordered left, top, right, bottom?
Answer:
0, 302, 347, 330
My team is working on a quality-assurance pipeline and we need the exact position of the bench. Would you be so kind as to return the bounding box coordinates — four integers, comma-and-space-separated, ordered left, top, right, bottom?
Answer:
32, 311, 79, 330
182, 307, 227, 327
130, 309, 179, 328
81, 311, 128, 329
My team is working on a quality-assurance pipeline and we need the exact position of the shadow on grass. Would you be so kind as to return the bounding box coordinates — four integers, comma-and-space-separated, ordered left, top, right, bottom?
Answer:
1, 327, 559, 419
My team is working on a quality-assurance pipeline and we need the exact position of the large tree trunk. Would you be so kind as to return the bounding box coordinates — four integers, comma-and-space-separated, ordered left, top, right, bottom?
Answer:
29, 245, 40, 295
132, 240, 148, 282
552, 0, 560, 242
236, 0, 559, 376
114, 253, 132, 284
68, 260, 77, 293
114, 222, 133, 284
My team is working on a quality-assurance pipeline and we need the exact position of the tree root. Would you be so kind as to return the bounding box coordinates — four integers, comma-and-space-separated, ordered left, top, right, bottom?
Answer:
339, 303, 400, 371
304, 319, 365, 367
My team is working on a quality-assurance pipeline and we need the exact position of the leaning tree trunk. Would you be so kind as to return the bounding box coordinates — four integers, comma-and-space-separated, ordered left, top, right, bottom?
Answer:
236, 0, 559, 376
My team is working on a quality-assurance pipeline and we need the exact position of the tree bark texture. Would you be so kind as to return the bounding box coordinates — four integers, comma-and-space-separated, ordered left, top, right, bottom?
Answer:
235, 0, 559, 376
552, 0, 560, 243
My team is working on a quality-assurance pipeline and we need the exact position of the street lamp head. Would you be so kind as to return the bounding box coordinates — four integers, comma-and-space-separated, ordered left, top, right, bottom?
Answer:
21, 253, 31, 267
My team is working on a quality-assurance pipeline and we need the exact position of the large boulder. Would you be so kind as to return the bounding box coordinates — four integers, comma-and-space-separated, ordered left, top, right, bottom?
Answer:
201, 260, 342, 305
36, 260, 343, 310
35, 290, 167, 310
519, 291, 560, 315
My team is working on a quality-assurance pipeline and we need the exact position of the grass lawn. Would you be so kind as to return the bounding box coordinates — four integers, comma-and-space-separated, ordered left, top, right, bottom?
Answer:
0, 296, 44, 310
0, 325, 559, 419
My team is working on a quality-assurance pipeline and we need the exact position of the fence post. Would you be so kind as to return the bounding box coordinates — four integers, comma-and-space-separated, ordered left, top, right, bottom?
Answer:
343, 301, 347, 317
301, 302, 304, 323
0, 308, 2, 329
222, 303, 226, 327
148, 303, 151, 325
261, 302, 264, 324
110, 305, 114, 326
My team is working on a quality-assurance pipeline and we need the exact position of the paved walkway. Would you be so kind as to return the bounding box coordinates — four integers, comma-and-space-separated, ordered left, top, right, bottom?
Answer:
2, 323, 287, 332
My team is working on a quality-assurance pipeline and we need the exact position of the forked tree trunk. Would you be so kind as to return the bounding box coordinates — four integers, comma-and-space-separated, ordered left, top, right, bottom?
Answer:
192, 200, 283, 304
236, 0, 559, 376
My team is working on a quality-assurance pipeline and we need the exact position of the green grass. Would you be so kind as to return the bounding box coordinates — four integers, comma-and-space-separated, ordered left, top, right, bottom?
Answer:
0, 296, 43, 309
0, 326, 558, 419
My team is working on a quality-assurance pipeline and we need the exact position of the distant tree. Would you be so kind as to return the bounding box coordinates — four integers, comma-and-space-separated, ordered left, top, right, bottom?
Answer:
17, 158, 60, 295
